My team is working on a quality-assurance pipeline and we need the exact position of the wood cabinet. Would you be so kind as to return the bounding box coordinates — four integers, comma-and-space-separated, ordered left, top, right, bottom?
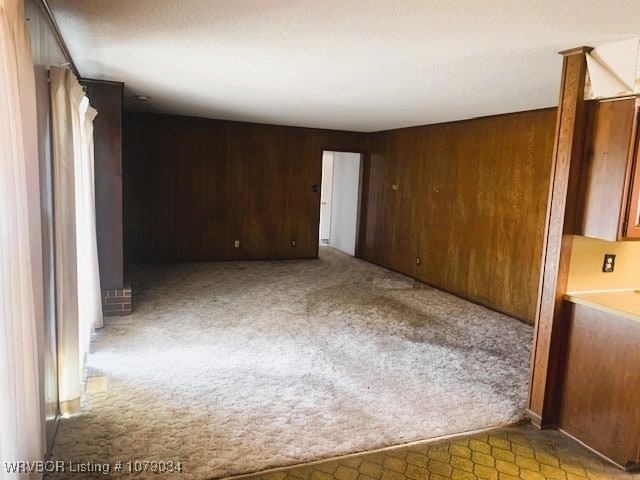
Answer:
578, 97, 640, 241
559, 302, 640, 470
626, 115, 640, 238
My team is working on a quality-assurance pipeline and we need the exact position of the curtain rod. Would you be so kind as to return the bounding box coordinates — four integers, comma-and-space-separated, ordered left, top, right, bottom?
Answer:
37, 0, 80, 78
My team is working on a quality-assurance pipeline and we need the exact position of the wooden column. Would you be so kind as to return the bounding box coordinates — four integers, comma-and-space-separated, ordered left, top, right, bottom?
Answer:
527, 47, 592, 427
80, 79, 124, 290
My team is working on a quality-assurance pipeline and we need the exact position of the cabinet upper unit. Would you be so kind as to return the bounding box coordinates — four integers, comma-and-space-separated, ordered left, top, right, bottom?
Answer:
578, 97, 640, 241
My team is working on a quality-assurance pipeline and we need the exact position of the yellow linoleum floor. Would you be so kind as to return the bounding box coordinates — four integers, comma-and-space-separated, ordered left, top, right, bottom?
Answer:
233, 424, 636, 480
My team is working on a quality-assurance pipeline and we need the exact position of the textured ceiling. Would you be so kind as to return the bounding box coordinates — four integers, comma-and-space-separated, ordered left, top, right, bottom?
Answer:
48, 0, 640, 132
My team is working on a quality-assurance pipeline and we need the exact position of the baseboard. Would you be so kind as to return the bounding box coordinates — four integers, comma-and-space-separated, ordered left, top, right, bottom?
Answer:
525, 408, 542, 428
361, 255, 533, 324
524, 408, 559, 430
557, 428, 628, 472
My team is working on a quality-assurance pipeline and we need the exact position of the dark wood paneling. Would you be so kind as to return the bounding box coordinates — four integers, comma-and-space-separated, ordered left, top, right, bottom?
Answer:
361, 109, 557, 323
126, 108, 555, 322
123, 112, 366, 263
578, 98, 635, 241
361, 133, 388, 263
559, 303, 640, 468
386, 127, 424, 275
81, 79, 124, 289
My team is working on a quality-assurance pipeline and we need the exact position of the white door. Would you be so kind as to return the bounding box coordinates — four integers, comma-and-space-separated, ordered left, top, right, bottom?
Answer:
319, 151, 334, 244
329, 152, 361, 255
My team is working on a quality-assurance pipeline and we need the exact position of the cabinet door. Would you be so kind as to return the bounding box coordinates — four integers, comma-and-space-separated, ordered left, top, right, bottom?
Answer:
623, 98, 640, 239
577, 98, 635, 241
559, 303, 640, 469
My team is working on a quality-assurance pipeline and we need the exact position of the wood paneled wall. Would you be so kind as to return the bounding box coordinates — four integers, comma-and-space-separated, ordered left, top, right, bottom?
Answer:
361, 109, 557, 322
123, 112, 366, 263
125, 108, 556, 322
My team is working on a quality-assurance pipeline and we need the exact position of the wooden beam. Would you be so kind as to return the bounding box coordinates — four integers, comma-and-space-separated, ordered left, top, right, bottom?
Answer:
527, 46, 592, 427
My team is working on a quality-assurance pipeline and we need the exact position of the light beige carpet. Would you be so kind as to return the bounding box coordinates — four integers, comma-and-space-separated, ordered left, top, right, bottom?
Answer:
48, 248, 533, 479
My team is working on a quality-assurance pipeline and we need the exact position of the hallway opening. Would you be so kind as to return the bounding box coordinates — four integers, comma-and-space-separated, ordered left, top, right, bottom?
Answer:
319, 151, 362, 256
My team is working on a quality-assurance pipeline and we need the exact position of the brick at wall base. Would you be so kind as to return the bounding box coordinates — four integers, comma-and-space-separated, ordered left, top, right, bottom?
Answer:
101, 284, 132, 316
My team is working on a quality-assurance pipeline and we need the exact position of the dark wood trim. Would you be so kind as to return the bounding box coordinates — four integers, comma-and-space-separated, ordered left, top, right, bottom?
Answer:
80, 77, 125, 87
354, 152, 365, 259
524, 409, 543, 428
37, 0, 80, 77
314, 151, 324, 259
357, 151, 371, 260
622, 98, 640, 239
527, 47, 592, 426
558, 46, 593, 56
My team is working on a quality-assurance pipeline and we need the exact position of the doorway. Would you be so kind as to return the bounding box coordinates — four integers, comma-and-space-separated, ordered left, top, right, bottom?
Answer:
319, 151, 362, 256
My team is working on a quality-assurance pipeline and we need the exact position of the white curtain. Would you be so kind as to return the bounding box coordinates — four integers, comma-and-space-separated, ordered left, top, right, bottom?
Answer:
0, 0, 46, 476
50, 66, 102, 415
77, 97, 102, 370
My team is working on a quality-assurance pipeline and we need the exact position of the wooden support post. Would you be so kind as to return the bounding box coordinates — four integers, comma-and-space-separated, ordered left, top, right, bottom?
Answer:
80, 79, 124, 289
527, 47, 592, 427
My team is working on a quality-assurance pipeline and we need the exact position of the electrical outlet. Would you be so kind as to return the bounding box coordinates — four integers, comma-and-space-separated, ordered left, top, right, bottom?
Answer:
603, 254, 616, 273
291, 240, 296, 247
416, 257, 420, 265
234, 240, 240, 248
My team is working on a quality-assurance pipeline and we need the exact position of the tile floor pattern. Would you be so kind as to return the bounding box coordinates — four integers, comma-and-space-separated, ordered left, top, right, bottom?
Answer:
237, 424, 636, 480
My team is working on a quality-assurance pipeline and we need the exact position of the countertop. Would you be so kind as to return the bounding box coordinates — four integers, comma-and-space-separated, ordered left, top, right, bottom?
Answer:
564, 290, 640, 323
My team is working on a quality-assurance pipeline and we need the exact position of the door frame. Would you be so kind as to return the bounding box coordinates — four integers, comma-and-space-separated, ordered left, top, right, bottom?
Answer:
315, 148, 366, 259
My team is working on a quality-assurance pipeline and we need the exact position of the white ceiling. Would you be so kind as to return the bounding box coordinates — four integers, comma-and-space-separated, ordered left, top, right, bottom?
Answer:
48, 0, 640, 132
